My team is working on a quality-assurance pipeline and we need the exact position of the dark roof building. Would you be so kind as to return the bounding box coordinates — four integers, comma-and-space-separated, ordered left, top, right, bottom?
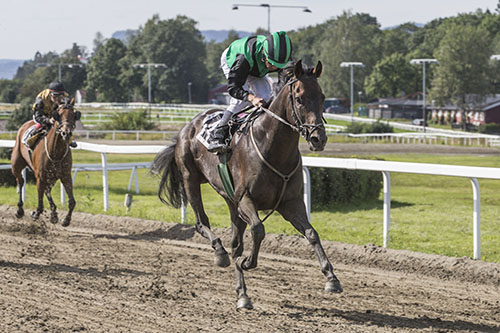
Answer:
367, 93, 424, 120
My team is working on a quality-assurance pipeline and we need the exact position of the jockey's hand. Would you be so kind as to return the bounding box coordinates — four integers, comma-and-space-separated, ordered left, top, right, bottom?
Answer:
247, 94, 265, 108
48, 118, 55, 125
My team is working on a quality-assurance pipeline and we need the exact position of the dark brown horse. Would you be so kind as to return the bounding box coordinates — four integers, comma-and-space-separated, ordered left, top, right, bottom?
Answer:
11, 99, 79, 226
151, 60, 342, 309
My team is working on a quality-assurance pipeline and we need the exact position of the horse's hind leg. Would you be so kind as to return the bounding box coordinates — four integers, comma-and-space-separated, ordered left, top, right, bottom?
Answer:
11, 153, 27, 218
184, 180, 230, 267
45, 187, 58, 224
278, 198, 342, 293
60, 175, 75, 227
12, 169, 25, 218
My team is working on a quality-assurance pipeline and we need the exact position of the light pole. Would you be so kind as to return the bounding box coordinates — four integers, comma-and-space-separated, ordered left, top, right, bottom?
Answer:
410, 58, 439, 133
133, 63, 167, 104
187, 82, 192, 104
232, 3, 311, 33
36, 62, 84, 81
340, 62, 364, 122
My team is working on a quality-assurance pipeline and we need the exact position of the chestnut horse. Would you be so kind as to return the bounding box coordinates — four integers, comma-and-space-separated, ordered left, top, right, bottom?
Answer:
11, 99, 79, 226
151, 60, 342, 309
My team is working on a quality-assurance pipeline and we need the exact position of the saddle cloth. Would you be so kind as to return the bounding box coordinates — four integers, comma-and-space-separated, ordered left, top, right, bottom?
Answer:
196, 111, 225, 151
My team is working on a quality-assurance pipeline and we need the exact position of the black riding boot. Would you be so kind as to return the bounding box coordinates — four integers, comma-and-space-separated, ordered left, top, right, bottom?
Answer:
207, 110, 233, 153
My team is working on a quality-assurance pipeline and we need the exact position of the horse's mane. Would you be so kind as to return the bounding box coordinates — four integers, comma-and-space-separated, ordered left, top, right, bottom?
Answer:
273, 61, 317, 96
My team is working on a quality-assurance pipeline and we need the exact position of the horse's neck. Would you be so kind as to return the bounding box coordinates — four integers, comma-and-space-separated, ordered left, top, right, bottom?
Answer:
45, 127, 67, 159
252, 86, 300, 166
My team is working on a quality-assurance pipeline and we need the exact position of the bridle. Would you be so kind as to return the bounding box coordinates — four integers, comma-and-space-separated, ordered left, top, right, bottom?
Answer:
259, 78, 325, 142
54, 104, 76, 136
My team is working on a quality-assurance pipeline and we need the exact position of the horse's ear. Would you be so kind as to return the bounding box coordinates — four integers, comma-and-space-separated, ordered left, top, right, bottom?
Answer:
313, 61, 322, 78
70, 97, 75, 106
294, 59, 304, 78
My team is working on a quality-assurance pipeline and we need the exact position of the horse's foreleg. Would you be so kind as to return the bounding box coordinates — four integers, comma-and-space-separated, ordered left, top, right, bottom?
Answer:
228, 204, 253, 309
45, 188, 58, 224
184, 181, 229, 267
60, 176, 75, 227
278, 199, 342, 293
236, 196, 265, 271
31, 179, 45, 220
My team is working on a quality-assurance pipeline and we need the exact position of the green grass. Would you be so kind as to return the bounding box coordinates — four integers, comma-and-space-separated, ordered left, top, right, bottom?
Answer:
0, 150, 499, 263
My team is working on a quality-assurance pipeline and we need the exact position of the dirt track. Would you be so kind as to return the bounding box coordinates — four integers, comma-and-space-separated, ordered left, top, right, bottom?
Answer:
0, 205, 499, 332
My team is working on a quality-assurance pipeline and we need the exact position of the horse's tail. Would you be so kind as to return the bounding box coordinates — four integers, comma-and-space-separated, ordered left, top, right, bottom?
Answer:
150, 140, 185, 208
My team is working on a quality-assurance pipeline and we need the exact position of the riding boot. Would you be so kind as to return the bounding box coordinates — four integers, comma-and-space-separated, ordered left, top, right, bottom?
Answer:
23, 125, 42, 150
207, 125, 230, 153
207, 110, 232, 153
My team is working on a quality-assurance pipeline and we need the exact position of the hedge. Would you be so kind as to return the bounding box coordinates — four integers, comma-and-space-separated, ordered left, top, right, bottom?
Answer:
308, 166, 382, 208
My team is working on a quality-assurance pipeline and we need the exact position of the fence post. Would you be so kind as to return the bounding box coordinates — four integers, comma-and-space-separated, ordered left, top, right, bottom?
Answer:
101, 152, 109, 211
470, 177, 481, 260
61, 182, 65, 205
302, 167, 311, 222
382, 171, 391, 248
21, 168, 26, 202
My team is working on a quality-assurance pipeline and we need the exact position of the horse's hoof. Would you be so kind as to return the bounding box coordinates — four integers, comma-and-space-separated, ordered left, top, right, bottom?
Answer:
214, 253, 231, 268
237, 296, 253, 310
325, 279, 343, 293
31, 211, 40, 220
61, 218, 71, 227
15, 210, 24, 218
234, 256, 247, 270
50, 214, 58, 224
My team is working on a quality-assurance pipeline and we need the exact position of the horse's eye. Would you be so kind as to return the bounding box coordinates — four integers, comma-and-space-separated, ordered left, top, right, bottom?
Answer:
295, 96, 303, 104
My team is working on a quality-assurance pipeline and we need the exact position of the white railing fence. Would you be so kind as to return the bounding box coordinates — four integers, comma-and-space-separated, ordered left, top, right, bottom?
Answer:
1, 139, 499, 260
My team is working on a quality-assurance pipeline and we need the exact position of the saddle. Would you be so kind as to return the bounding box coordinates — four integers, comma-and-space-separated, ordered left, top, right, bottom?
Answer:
196, 108, 262, 151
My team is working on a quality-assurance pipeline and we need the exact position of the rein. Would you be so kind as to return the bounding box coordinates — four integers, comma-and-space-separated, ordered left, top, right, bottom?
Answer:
44, 134, 69, 162
249, 125, 301, 222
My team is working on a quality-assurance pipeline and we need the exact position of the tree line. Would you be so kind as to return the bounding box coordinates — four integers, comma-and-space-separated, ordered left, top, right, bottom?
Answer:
1, 7, 500, 111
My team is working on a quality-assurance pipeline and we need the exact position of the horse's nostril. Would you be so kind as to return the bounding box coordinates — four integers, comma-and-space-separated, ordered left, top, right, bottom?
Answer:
310, 136, 320, 145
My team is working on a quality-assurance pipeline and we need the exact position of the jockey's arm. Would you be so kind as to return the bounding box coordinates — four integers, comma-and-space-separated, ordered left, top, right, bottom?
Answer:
227, 55, 252, 101
33, 98, 52, 127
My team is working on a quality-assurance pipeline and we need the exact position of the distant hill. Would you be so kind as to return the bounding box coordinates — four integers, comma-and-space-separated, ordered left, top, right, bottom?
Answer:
201, 30, 252, 43
111, 29, 252, 44
0, 59, 25, 80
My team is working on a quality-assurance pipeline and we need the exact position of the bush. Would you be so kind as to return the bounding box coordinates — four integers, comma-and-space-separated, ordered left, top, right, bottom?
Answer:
5, 98, 33, 131
308, 166, 383, 208
343, 120, 393, 134
102, 110, 157, 130
478, 123, 500, 135
0, 167, 36, 187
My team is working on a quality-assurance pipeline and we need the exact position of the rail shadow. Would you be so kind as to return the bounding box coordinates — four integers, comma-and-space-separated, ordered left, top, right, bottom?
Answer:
312, 199, 413, 213
0, 260, 150, 278
281, 303, 499, 333
94, 223, 196, 242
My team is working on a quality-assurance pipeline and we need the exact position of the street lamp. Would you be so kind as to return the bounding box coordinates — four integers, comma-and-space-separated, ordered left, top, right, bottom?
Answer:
340, 62, 364, 122
187, 82, 192, 104
133, 63, 167, 104
410, 58, 439, 133
36, 62, 84, 81
232, 3, 311, 33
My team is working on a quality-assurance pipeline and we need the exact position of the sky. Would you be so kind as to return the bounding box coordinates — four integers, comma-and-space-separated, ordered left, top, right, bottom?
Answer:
0, 0, 498, 59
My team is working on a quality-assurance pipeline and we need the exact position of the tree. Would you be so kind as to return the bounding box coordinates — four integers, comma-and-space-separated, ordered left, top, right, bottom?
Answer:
205, 30, 240, 89
85, 38, 128, 102
365, 53, 417, 98
430, 23, 492, 108
125, 15, 208, 103
316, 11, 382, 98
